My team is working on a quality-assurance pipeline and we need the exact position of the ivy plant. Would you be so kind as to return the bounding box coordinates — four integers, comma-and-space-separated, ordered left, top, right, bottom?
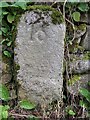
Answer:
0, 105, 10, 119
79, 87, 90, 116
0, 84, 37, 119
0, 84, 10, 101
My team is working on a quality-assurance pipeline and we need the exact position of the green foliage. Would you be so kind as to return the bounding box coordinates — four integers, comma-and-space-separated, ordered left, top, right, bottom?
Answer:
79, 88, 90, 102
78, 3, 89, 12
1, 27, 8, 33
0, 1, 28, 58
3, 50, 11, 58
0, 105, 10, 119
68, 110, 76, 116
19, 100, 36, 110
0, 83, 37, 119
72, 11, 80, 22
7, 14, 15, 23
0, 1, 27, 9
80, 100, 88, 108
14, 2, 27, 10
0, 2, 9, 7
7, 41, 12, 47
79, 87, 90, 115
65, 106, 76, 116
0, 84, 10, 101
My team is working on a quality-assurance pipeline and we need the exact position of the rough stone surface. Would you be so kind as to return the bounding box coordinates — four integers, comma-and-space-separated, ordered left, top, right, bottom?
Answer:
80, 13, 88, 23
82, 26, 90, 51
14, 11, 65, 105
0, 57, 12, 84
80, 13, 90, 25
70, 60, 90, 74
67, 74, 90, 96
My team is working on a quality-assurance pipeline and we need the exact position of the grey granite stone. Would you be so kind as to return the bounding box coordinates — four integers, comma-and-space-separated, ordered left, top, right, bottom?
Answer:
70, 60, 90, 74
14, 10, 65, 105
82, 26, 90, 51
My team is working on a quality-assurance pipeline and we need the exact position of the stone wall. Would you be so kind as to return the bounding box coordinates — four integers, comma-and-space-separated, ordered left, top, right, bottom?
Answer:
1, 4, 90, 118
67, 15, 90, 96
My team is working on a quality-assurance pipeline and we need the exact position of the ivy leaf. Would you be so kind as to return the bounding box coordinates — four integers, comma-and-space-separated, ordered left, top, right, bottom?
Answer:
0, 84, 10, 101
3, 105, 10, 111
1, 39, 9, 44
0, 105, 9, 119
19, 100, 36, 110
3, 50, 11, 58
7, 41, 12, 47
7, 14, 15, 23
0, 2, 9, 7
2, 10, 9, 15
79, 100, 88, 108
68, 110, 76, 116
1, 39, 6, 44
78, 3, 89, 12
79, 88, 90, 102
14, 2, 27, 10
1, 27, 8, 33
0, 30, 2, 35
2, 110, 8, 119
72, 12, 80, 22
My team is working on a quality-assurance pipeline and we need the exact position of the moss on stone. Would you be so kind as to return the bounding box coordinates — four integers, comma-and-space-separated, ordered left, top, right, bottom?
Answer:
75, 24, 87, 31
68, 75, 81, 86
27, 5, 64, 24
83, 52, 90, 60
14, 63, 20, 71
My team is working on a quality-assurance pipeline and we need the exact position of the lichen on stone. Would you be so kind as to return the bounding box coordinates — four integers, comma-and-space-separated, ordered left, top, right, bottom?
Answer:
14, 63, 20, 71
27, 5, 64, 24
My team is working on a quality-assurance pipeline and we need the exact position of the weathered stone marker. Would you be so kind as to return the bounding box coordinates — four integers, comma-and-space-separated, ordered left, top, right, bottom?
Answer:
14, 8, 65, 105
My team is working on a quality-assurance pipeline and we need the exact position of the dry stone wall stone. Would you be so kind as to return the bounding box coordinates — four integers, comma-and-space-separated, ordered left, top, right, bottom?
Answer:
68, 54, 90, 96
82, 26, 90, 51
14, 9, 65, 105
70, 59, 90, 74
0, 55, 12, 84
67, 74, 90, 96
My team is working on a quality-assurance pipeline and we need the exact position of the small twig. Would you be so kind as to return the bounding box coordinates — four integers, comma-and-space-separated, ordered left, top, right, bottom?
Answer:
50, 1, 57, 7
9, 112, 41, 119
9, 112, 29, 118
65, 18, 76, 43
63, 0, 76, 43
